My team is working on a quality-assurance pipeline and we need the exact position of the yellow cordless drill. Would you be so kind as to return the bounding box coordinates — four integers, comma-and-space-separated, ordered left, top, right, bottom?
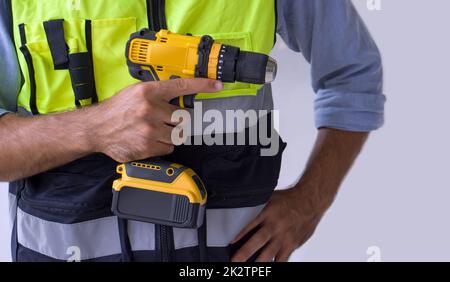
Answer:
112, 29, 277, 228
125, 29, 277, 107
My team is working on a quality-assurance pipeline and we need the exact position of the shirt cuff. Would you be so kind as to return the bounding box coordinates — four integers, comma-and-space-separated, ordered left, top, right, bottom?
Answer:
0, 108, 11, 118
314, 90, 386, 132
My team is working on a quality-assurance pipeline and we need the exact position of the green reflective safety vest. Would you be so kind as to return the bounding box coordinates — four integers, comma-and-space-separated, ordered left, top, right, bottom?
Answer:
10, 0, 276, 114
5, 0, 284, 262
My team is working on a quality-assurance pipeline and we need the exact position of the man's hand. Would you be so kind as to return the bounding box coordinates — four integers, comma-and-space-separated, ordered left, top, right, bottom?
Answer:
88, 79, 223, 163
0, 78, 222, 181
231, 128, 369, 262
231, 188, 322, 262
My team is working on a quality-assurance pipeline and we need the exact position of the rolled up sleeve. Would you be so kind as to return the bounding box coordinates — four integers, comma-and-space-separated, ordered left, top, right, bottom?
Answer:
277, 0, 386, 132
0, 109, 10, 117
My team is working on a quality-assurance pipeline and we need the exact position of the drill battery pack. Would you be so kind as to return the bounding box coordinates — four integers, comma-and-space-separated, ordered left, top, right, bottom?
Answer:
112, 159, 207, 228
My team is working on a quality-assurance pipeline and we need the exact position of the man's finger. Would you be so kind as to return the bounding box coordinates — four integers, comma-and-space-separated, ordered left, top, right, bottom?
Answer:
231, 212, 265, 244
160, 103, 182, 126
151, 141, 175, 156
141, 101, 178, 127
274, 246, 292, 262
231, 227, 272, 262
156, 124, 177, 145
153, 78, 223, 101
255, 241, 282, 262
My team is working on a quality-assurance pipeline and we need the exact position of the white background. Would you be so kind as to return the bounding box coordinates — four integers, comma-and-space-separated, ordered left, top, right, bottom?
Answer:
1, 0, 450, 261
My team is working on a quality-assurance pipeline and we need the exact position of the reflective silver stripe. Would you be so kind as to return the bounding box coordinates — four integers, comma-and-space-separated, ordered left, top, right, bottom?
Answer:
15, 204, 265, 259
17, 208, 122, 260
16, 209, 157, 260
172, 205, 265, 249
128, 220, 155, 251
188, 85, 273, 134
173, 227, 198, 249
8, 193, 16, 229
207, 205, 265, 247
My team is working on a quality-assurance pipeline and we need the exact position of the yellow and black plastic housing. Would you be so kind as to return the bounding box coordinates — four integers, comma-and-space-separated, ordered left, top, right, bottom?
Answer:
126, 28, 274, 84
112, 159, 207, 228
125, 29, 277, 108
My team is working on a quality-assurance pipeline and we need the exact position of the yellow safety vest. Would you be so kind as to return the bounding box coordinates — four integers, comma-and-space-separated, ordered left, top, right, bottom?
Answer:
9, 0, 276, 114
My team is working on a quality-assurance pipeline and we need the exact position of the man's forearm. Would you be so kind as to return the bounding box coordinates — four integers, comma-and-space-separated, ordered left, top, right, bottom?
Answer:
0, 111, 94, 181
0, 78, 221, 182
293, 128, 369, 218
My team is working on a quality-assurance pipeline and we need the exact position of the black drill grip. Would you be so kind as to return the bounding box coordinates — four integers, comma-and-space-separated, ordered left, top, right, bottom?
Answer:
170, 95, 195, 108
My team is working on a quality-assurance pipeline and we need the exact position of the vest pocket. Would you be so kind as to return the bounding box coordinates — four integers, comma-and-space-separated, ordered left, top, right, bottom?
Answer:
18, 155, 117, 224
201, 136, 287, 209
91, 17, 139, 101
17, 19, 91, 114
19, 40, 81, 114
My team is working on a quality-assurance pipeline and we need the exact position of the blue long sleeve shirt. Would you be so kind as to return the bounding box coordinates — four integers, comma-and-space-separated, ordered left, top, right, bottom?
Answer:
0, 0, 385, 132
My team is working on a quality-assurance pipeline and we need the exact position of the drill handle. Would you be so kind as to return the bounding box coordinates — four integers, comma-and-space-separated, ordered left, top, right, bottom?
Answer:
170, 95, 195, 108
129, 65, 195, 108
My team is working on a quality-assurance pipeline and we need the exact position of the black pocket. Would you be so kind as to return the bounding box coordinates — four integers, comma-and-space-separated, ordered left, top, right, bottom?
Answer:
18, 154, 117, 223
201, 136, 287, 208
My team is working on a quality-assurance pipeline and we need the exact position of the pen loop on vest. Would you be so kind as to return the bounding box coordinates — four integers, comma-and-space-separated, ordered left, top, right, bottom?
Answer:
43, 19, 97, 107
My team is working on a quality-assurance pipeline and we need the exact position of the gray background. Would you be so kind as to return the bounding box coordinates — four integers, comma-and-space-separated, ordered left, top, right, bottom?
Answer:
1, 0, 449, 261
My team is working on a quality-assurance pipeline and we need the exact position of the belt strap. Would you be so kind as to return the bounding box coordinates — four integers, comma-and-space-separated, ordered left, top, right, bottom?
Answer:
118, 218, 134, 262
198, 217, 209, 262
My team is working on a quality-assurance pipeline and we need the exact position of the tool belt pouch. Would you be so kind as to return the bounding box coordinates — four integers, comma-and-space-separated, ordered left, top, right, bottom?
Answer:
201, 137, 287, 209
165, 120, 287, 210
17, 154, 117, 224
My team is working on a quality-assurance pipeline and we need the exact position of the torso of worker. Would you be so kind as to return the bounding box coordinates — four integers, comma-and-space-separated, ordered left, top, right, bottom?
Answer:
0, 0, 386, 261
